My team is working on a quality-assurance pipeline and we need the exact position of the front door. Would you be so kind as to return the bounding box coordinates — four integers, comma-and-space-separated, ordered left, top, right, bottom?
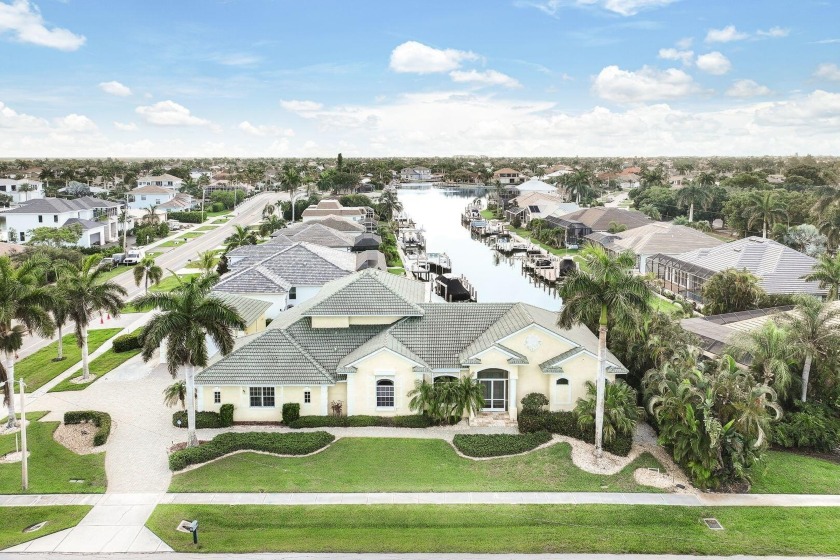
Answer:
477, 370, 508, 411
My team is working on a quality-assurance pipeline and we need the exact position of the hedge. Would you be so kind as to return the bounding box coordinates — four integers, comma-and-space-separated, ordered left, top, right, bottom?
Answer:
288, 414, 433, 429
453, 431, 552, 457
169, 431, 335, 471
167, 211, 206, 224
112, 333, 142, 353
219, 404, 234, 427
64, 411, 112, 446
282, 403, 300, 425
518, 410, 633, 457
172, 411, 225, 429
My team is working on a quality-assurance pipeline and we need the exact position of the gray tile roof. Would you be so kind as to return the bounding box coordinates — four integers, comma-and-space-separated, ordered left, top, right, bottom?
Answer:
280, 223, 358, 248
63, 217, 103, 230
303, 269, 426, 317
212, 292, 272, 326
6, 196, 121, 214
539, 348, 586, 373
585, 222, 723, 256
552, 207, 652, 231
355, 250, 386, 271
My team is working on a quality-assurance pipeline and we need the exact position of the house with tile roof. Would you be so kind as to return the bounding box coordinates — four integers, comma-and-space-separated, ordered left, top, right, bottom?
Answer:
544, 207, 653, 248
136, 173, 183, 190
196, 269, 627, 424
0, 196, 124, 247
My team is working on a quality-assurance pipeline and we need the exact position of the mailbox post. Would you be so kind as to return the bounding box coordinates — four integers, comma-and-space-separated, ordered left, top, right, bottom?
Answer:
189, 520, 198, 545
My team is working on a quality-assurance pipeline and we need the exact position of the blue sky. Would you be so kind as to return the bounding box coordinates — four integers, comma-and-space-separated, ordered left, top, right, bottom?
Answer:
1, 0, 839, 157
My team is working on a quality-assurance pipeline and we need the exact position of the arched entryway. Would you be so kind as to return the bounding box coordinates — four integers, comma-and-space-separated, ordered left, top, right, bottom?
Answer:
477, 369, 508, 411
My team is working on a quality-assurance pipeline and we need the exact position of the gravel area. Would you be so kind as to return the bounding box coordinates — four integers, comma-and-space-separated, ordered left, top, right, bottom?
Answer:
53, 422, 103, 455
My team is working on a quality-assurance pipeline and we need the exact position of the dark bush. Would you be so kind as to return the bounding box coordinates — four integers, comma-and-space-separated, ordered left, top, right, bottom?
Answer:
520, 393, 549, 414
112, 333, 142, 353
64, 411, 112, 446
211, 202, 225, 212
168, 431, 334, 471
219, 404, 234, 427
288, 414, 433, 429
453, 431, 552, 457
167, 211, 206, 224
518, 411, 632, 457
172, 411, 224, 429
771, 403, 840, 453
282, 403, 300, 425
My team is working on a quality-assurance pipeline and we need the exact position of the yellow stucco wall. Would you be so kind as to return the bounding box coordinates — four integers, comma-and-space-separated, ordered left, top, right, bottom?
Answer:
345, 349, 421, 416
244, 313, 266, 335
200, 384, 329, 422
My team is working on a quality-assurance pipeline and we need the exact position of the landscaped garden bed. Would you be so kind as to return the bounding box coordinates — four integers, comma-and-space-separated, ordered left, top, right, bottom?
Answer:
453, 431, 552, 457
288, 414, 432, 429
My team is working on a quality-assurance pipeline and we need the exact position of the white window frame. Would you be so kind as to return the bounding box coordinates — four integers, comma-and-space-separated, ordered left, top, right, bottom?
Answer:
375, 375, 396, 410
213, 389, 221, 404
249, 386, 275, 408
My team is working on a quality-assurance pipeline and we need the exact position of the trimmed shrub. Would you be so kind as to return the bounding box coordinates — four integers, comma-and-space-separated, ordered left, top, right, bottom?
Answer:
211, 202, 225, 212
282, 403, 300, 425
518, 411, 632, 457
520, 393, 549, 414
288, 414, 433, 429
112, 333, 142, 353
167, 211, 205, 224
771, 403, 840, 453
172, 411, 224, 429
64, 411, 112, 446
219, 404, 234, 427
168, 431, 334, 471
453, 431, 552, 457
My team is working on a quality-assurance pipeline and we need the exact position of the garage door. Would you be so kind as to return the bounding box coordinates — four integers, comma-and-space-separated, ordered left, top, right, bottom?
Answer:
89, 232, 101, 246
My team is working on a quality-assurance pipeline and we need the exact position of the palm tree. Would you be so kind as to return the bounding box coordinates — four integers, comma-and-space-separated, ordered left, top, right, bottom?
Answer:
118, 210, 130, 251
817, 211, 840, 251
378, 189, 403, 222
133, 256, 163, 293
696, 171, 717, 188
0, 257, 55, 427
262, 203, 276, 220
803, 253, 840, 301
675, 180, 714, 222
47, 271, 71, 362
778, 296, 840, 402
224, 225, 257, 252
563, 168, 594, 204
135, 275, 245, 446
727, 322, 796, 399
743, 191, 788, 238
195, 251, 218, 276
163, 380, 187, 409
63, 256, 127, 381
639, 166, 667, 189
557, 245, 650, 457
143, 205, 160, 225
575, 379, 643, 444
258, 215, 285, 237
281, 166, 302, 199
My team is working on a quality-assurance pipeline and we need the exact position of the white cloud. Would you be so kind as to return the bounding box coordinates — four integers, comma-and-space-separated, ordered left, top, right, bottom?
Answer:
210, 53, 262, 66
658, 48, 693, 65
279, 99, 323, 113
756, 26, 789, 38
675, 37, 693, 49
705, 25, 748, 43
521, 0, 675, 16
449, 69, 522, 88
754, 90, 840, 128
696, 51, 731, 75
0, 99, 48, 129
726, 79, 772, 98
56, 113, 97, 132
592, 65, 697, 103
389, 41, 478, 74
0, 0, 85, 50
98, 81, 132, 97
814, 63, 840, 81
813, 38, 840, 44
113, 121, 137, 131
238, 121, 294, 137
135, 100, 210, 126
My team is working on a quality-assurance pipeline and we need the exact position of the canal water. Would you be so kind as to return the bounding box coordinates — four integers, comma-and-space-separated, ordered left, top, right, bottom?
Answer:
397, 186, 561, 311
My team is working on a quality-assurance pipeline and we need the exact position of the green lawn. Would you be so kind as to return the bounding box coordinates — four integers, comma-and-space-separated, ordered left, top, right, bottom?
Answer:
207, 209, 231, 218
750, 450, 840, 494
508, 226, 579, 257
146, 251, 163, 258
158, 238, 190, 247
178, 232, 203, 240
0, 412, 106, 493
49, 347, 142, 392
17, 328, 122, 392
387, 267, 405, 276
196, 226, 219, 231
94, 266, 130, 283
0, 506, 92, 550
150, 273, 200, 293
480, 209, 496, 220
169, 437, 662, 493
147, 504, 840, 554
649, 295, 682, 315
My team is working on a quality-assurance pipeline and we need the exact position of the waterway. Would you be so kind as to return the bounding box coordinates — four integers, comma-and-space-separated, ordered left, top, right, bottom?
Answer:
397, 186, 561, 311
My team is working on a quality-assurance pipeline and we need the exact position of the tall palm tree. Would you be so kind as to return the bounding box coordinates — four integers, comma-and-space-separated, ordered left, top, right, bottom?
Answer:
777, 296, 840, 402
135, 275, 245, 446
743, 191, 788, 238
63, 256, 127, 381
557, 245, 650, 457
803, 253, 840, 301
163, 380, 187, 410
639, 166, 667, 189
0, 257, 55, 427
675, 180, 714, 222
727, 322, 796, 399
563, 168, 594, 204
195, 251, 219, 276
258, 215, 285, 237
696, 171, 718, 188
48, 266, 71, 361
143, 205, 160, 226
378, 189, 403, 222
133, 256, 163, 293
817, 211, 840, 252
224, 225, 257, 252
281, 166, 302, 199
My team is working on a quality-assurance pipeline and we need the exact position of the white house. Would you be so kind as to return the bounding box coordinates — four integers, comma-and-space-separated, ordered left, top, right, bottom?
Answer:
127, 185, 193, 212
0, 179, 45, 204
0, 196, 124, 247
493, 168, 525, 185
136, 174, 183, 190
400, 167, 433, 182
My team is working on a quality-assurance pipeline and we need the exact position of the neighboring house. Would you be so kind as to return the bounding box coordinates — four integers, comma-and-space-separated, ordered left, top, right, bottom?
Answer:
301, 199, 376, 232
0, 196, 123, 247
0, 179, 44, 204
649, 236, 827, 304
514, 177, 557, 195
272, 223, 376, 252
544, 207, 653, 248
195, 269, 627, 423
136, 174, 183, 190
214, 241, 367, 318
204, 293, 273, 359
156, 193, 195, 213
544, 165, 573, 178
505, 193, 578, 226
493, 168, 525, 185
584, 222, 724, 273
190, 169, 211, 180
127, 185, 178, 210
204, 180, 254, 195
400, 167, 433, 182
279, 216, 366, 234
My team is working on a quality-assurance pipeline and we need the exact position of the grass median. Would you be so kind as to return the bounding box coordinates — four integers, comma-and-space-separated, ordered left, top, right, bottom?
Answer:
50, 347, 142, 392
0, 506, 92, 550
147, 503, 840, 554
750, 450, 840, 494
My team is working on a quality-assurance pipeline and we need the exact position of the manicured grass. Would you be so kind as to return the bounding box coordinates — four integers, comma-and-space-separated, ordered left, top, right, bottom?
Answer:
17, 328, 122, 392
750, 450, 840, 494
0, 506, 92, 550
508, 226, 579, 257
0, 413, 106, 493
49, 347, 142, 392
207, 209, 231, 217
480, 209, 496, 220
178, 232, 203, 240
158, 238, 190, 247
147, 504, 840, 554
150, 273, 200, 292
146, 251, 163, 258
94, 265, 130, 283
196, 226, 219, 231
649, 295, 682, 315
169, 437, 662, 493
387, 267, 405, 276
121, 301, 153, 313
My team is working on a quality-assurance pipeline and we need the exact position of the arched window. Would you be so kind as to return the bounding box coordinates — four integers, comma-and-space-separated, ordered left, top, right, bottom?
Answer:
556, 378, 569, 385
376, 378, 395, 408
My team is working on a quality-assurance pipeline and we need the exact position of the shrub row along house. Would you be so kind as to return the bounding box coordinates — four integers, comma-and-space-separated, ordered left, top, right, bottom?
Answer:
196, 269, 626, 424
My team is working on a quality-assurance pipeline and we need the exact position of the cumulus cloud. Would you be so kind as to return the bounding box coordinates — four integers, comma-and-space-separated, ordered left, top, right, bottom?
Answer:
279, 99, 323, 113
113, 121, 137, 131
754, 90, 840, 128
814, 63, 840, 81
705, 25, 748, 43
658, 48, 693, 65
389, 41, 478, 74
449, 69, 521, 88
0, 99, 48, 129
135, 100, 210, 126
56, 113, 97, 132
521, 0, 676, 16
238, 121, 294, 137
0, 0, 85, 50
726, 79, 772, 98
756, 26, 789, 38
696, 51, 731, 75
592, 65, 697, 103
98, 81, 132, 97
